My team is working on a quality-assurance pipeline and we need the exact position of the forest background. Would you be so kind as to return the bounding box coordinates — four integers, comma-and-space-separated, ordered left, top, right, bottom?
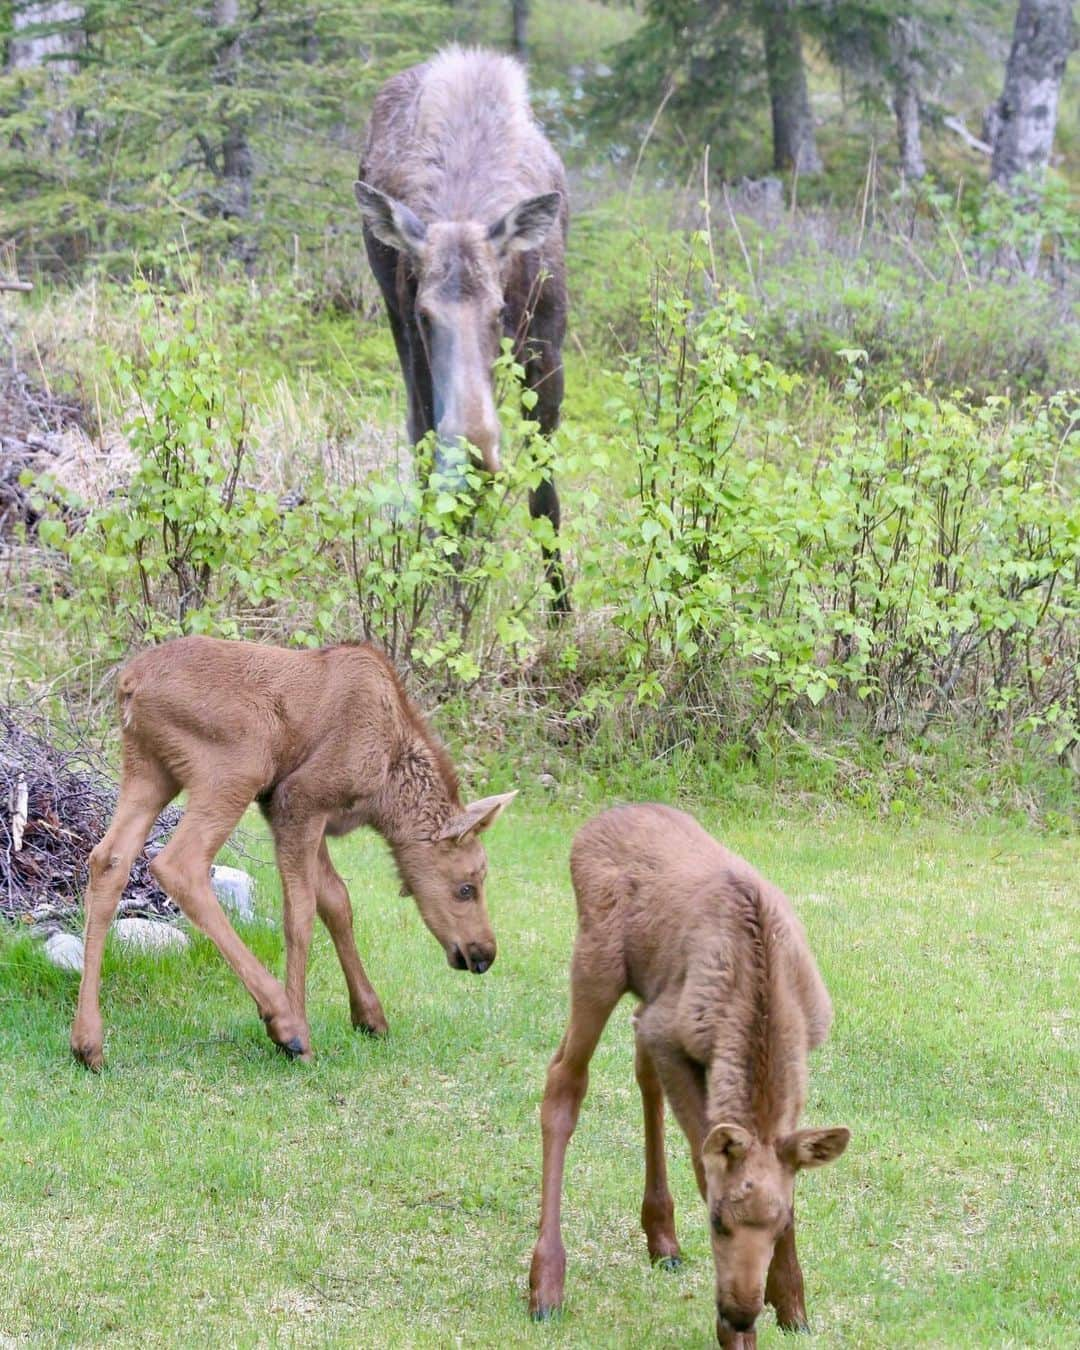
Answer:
1, 0, 1077, 823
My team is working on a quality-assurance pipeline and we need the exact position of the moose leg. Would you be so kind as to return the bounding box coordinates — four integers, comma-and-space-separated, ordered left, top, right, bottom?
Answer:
633, 1020, 682, 1267
524, 341, 568, 617
529, 957, 622, 1319
150, 790, 308, 1058
271, 820, 326, 1047
315, 838, 388, 1036
765, 1211, 810, 1332
645, 1039, 710, 1200
71, 759, 176, 1071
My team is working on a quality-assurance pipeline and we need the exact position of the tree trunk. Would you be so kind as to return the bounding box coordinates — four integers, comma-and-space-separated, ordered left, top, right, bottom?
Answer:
211, 0, 255, 267
890, 17, 925, 181
759, 0, 822, 175
511, 0, 528, 59
990, 0, 1075, 190
9, 2, 85, 149
10, 0, 83, 71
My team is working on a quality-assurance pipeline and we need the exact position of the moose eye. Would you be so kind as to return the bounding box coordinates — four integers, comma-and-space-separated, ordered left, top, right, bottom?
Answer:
456, 883, 476, 902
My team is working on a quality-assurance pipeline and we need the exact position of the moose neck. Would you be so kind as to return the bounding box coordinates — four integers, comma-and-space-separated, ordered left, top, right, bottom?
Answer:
704, 886, 787, 1138
374, 731, 460, 850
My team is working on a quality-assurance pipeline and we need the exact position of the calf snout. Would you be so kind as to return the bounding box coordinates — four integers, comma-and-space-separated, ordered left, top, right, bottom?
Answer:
466, 941, 496, 974
717, 1300, 762, 1334
448, 941, 497, 974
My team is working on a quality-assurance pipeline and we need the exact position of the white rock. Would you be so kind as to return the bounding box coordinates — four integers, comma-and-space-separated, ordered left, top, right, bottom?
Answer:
44, 931, 84, 974
211, 865, 256, 922
112, 917, 189, 954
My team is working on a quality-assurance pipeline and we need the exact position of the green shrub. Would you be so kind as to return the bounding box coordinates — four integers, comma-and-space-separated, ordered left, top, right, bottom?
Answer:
22, 260, 1079, 777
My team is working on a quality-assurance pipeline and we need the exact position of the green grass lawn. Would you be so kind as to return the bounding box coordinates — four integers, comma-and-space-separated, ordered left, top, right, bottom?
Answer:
1, 800, 1076, 1348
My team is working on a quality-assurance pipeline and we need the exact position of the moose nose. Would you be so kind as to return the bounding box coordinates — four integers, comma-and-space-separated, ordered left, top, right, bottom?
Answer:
718, 1303, 761, 1334
466, 942, 496, 975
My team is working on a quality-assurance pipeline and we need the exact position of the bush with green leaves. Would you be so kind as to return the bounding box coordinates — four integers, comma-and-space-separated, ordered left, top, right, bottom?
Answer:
28, 288, 557, 677
564, 239, 1078, 757
22, 261, 1079, 772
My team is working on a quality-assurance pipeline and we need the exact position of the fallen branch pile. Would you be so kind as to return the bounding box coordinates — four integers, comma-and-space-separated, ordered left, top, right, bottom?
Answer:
1, 706, 180, 932
0, 368, 85, 537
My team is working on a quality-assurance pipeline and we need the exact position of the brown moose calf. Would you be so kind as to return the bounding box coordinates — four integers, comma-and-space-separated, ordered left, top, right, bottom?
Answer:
529, 805, 849, 1347
71, 636, 515, 1071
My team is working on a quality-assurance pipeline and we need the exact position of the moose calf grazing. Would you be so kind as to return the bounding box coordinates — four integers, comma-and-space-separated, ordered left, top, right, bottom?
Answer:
529, 805, 849, 1347
70, 636, 515, 1071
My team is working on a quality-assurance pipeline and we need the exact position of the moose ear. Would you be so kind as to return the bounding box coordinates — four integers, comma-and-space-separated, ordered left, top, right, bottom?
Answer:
487, 191, 562, 257
701, 1123, 754, 1168
435, 790, 518, 842
776, 1127, 850, 1171
354, 180, 427, 254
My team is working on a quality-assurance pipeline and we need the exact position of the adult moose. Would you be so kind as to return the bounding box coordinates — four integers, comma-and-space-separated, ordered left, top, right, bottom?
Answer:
529, 805, 850, 1347
354, 45, 570, 612
70, 636, 515, 1071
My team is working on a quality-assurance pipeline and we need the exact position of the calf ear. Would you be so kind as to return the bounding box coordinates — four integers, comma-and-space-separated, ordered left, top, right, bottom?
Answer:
776, 1127, 850, 1170
354, 181, 427, 254
488, 192, 562, 257
702, 1123, 754, 1168
435, 790, 518, 842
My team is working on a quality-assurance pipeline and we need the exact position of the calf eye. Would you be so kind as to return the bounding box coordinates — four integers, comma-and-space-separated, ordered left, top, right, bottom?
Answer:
456, 883, 476, 901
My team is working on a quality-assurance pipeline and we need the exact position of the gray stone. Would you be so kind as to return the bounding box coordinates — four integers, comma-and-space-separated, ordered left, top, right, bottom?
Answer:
211, 865, 256, 922
112, 917, 189, 954
44, 931, 84, 973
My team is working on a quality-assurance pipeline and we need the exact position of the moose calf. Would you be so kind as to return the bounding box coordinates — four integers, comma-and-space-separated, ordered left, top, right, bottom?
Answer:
71, 636, 515, 1070
529, 805, 849, 1347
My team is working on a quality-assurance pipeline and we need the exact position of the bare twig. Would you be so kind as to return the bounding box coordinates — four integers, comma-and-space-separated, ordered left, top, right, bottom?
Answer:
942, 114, 992, 157
720, 182, 760, 301
625, 77, 676, 211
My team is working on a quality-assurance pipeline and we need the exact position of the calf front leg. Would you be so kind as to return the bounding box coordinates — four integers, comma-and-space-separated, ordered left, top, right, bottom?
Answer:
765, 1214, 809, 1332
529, 971, 620, 1319
315, 839, 387, 1035
633, 1019, 681, 1267
272, 821, 326, 1053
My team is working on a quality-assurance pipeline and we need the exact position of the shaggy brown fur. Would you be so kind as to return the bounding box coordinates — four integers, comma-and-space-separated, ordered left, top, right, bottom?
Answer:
528, 805, 849, 1347
354, 45, 569, 609
70, 636, 515, 1071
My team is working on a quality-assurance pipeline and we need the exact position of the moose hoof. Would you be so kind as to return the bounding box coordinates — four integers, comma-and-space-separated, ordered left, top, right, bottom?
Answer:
263, 1010, 310, 1060
71, 1041, 104, 1072
354, 1020, 388, 1038
352, 1007, 388, 1036
530, 1303, 562, 1323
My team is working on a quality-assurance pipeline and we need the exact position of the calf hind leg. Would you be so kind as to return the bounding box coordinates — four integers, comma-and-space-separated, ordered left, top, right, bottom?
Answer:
315, 840, 387, 1035
71, 761, 176, 1070
150, 789, 307, 1057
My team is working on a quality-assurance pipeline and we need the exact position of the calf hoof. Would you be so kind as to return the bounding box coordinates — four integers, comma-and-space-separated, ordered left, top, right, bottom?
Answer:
776, 1315, 811, 1334
656, 1255, 682, 1272
530, 1302, 562, 1323
263, 1010, 311, 1061
352, 1006, 388, 1037
71, 1040, 104, 1072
